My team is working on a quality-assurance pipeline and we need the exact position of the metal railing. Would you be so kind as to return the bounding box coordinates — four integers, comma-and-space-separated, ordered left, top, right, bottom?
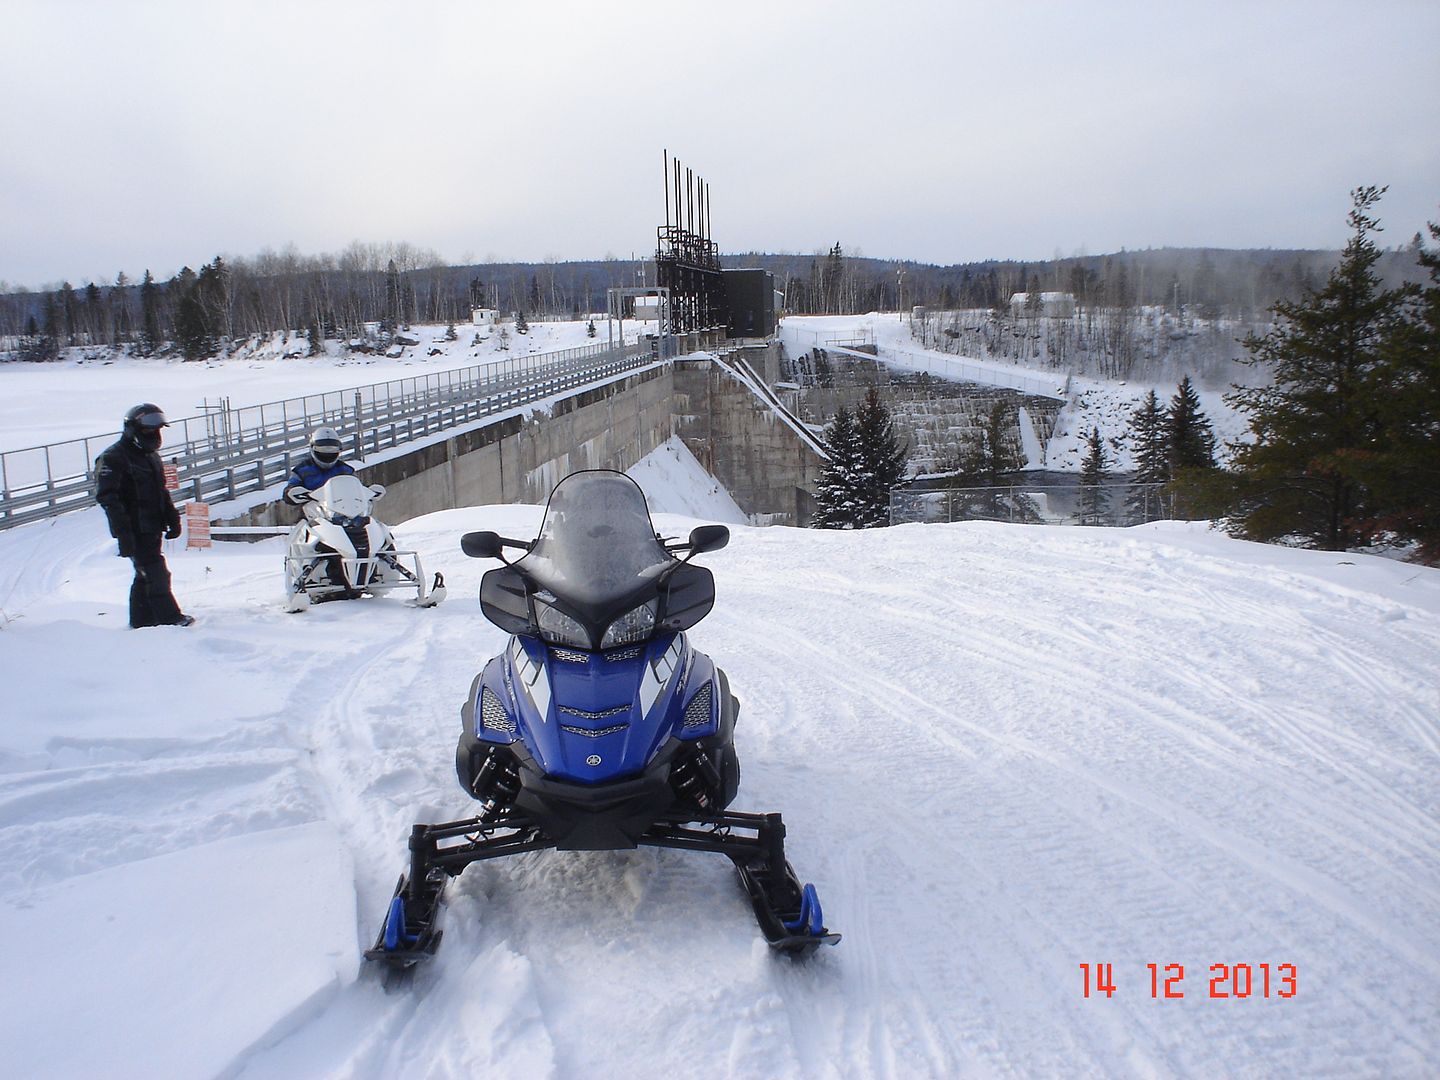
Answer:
1, 340, 657, 529
781, 325, 875, 350
891, 483, 1176, 527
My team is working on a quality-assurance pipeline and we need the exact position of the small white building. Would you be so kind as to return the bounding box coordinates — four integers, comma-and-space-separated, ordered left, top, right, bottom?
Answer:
470, 307, 498, 325
1009, 291, 1076, 318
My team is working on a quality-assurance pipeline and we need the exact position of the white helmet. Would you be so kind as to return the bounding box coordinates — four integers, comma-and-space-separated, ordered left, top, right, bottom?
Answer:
309, 427, 343, 468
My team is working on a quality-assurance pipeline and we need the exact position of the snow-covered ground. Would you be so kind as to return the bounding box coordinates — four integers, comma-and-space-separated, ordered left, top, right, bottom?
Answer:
2, 455, 1437, 1076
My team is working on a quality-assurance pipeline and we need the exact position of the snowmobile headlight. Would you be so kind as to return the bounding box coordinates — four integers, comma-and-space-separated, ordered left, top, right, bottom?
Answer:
601, 600, 657, 649
535, 598, 589, 649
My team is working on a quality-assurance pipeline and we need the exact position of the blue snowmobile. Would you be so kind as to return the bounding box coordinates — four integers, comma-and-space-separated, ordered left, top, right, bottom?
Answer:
367, 470, 839, 972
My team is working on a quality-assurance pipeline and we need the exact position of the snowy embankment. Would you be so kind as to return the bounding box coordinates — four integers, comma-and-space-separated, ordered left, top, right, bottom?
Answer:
2, 458, 1437, 1078
783, 314, 1251, 471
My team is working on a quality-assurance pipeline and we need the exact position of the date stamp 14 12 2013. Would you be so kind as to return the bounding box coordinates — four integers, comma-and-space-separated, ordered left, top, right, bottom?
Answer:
1079, 963, 1297, 1000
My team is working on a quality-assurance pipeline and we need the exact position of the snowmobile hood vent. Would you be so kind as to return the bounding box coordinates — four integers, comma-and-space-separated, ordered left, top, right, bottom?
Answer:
559, 723, 628, 739
480, 687, 515, 734
682, 682, 714, 730
559, 704, 629, 720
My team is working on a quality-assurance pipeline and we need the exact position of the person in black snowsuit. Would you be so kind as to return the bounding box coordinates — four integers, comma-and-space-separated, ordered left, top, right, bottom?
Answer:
95, 403, 194, 629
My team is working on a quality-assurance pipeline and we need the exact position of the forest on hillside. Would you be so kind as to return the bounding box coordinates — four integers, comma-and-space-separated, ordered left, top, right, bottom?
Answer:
0, 237, 1431, 363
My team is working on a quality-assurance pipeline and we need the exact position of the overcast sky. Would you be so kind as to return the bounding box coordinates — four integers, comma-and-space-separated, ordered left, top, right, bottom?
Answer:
3, 0, 1437, 289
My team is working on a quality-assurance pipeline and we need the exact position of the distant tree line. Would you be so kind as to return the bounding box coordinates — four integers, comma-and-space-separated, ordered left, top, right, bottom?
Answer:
6, 236, 1429, 362
0, 244, 652, 361
737, 242, 1428, 321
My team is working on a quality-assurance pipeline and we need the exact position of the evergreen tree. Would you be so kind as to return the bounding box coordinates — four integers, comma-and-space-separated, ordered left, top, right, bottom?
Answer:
384, 259, 402, 329
41, 294, 62, 357
173, 291, 211, 361
196, 258, 229, 346
1130, 390, 1169, 482
112, 271, 132, 344
1126, 389, 1169, 522
812, 405, 864, 528
1359, 220, 1440, 561
83, 282, 104, 344
1227, 186, 1407, 550
514, 310, 530, 335
1078, 426, 1110, 525
1167, 376, 1216, 472
139, 270, 161, 356
18, 313, 54, 361
852, 385, 910, 527
59, 282, 78, 345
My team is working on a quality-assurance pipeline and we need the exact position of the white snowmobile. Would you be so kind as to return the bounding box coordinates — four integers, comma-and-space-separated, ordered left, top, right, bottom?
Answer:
283, 474, 445, 612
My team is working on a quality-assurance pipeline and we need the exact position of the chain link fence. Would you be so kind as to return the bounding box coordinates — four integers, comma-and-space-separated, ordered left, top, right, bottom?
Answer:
890, 483, 1176, 527
1, 340, 654, 530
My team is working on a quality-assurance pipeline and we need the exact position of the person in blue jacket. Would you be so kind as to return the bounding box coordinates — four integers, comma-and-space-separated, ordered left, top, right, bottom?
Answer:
283, 427, 355, 504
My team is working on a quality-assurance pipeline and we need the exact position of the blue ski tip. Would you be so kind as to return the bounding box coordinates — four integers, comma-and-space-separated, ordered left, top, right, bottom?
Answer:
383, 896, 420, 951
782, 883, 825, 936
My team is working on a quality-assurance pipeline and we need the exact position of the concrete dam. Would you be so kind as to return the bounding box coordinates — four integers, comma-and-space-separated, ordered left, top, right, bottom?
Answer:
224, 347, 828, 530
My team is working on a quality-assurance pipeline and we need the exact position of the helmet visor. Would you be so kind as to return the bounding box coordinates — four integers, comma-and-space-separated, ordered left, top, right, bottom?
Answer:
311, 440, 342, 467
133, 410, 168, 429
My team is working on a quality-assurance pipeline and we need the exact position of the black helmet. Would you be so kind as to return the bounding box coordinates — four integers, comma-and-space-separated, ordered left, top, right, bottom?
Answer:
123, 403, 168, 451
309, 426, 343, 468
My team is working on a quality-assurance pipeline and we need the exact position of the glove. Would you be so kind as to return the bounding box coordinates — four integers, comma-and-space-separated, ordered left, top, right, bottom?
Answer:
117, 533, 135, 558
166, 520, 182, 540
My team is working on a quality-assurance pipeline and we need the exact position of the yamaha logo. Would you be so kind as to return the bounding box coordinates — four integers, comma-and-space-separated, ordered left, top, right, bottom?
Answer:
586, 754, 602, 767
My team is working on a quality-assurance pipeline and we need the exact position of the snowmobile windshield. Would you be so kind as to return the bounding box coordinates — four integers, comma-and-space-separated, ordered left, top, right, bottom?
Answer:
517, 471, 672, 610
316, 474, 372, 523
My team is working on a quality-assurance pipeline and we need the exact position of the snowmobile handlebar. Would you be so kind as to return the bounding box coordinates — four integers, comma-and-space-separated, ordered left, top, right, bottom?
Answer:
464, 525, 728, 565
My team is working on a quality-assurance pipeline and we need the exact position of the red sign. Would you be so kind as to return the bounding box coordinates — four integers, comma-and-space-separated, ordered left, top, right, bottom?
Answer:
163, 462, 180, 491
185, 502, 211, 549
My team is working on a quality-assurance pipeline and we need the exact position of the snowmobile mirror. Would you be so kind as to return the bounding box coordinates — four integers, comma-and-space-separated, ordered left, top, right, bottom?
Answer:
686, 525, 729, 556
462, 531, 505, 560
369, 484, 387, 500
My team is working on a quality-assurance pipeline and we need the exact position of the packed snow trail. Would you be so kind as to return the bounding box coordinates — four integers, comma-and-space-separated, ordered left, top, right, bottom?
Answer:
1, 496, 1437, 1078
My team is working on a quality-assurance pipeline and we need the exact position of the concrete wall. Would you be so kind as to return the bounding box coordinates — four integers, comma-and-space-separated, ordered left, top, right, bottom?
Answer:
674, 355, 826, 527
220, 357, 824, 528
